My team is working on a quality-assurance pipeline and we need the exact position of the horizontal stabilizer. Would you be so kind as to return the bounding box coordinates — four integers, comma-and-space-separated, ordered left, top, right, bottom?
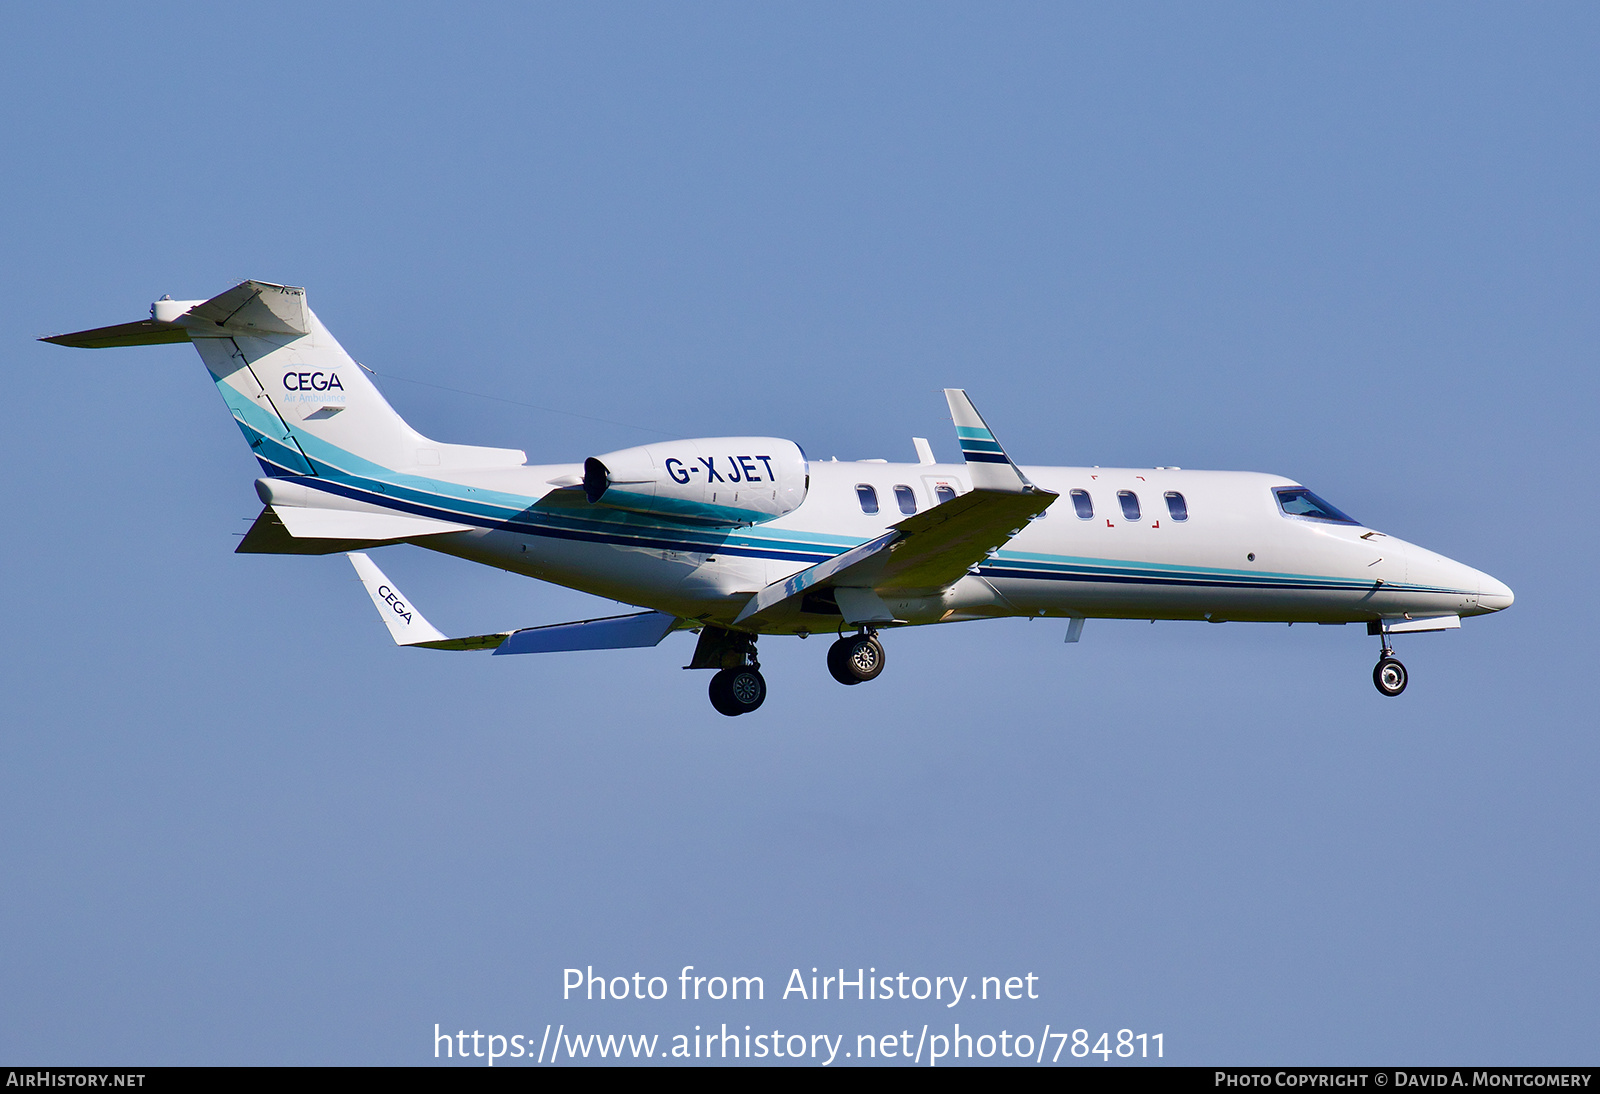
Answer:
237, 507, 388, 555
273, 505, 472, 542
39, 318, 189, 349
186, 281, 310, 336
40, 280, 308, 347
494, 611, 680, 655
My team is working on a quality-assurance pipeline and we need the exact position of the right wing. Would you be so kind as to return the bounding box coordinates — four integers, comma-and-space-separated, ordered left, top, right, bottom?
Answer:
735, 390, 1056, 627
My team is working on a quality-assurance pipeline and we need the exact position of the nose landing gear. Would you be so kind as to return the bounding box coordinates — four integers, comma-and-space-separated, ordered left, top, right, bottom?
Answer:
1374, 657, 1407, 697
828, 630, 886, 685
1372, 633, 1408, 697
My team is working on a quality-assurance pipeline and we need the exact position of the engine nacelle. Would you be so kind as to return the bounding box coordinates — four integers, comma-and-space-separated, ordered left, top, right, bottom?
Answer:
582, 438, 808, 525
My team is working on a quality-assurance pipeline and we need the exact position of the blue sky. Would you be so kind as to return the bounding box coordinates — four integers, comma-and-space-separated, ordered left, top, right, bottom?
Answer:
2, 2, 1595, 1065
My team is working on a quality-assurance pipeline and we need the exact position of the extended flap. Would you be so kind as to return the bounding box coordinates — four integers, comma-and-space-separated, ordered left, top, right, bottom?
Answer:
494, 611, 680, 655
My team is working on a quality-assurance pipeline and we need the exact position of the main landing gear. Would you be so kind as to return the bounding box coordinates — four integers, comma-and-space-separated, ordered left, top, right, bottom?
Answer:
1372, 631, 1408, 698
828, 630, 886, 686
709, 665, 767, 717
688, 626, 891, 713
689, 627, 766, 716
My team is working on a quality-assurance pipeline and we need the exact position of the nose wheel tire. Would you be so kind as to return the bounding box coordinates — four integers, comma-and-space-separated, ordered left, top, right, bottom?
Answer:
1373, 657, 1408, 697
827, 633, 886, 685
709, 667, 767, 716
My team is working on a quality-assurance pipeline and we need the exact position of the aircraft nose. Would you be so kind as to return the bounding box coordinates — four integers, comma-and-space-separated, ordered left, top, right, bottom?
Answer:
1478, 572, 1515, 612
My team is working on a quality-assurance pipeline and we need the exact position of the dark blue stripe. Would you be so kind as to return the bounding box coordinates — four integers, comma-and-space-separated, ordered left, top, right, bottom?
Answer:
255, 454, 306, 476
963, 452, 1011, 463
284, 475, 837, 565
233, 423, 314, 476
283, 469, 1434, 599
979, 563, 1366, 593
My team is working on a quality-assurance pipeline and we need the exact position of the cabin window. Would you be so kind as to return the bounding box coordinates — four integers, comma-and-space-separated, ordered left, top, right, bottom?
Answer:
855, 484, 879, 514
1070, 489, 1093, 519
1273, 486, 1359, 525
934, 484, 957, 505
1164, 491, 1188, 521
894, 484, 917, 515
1118, 490, 1141, 521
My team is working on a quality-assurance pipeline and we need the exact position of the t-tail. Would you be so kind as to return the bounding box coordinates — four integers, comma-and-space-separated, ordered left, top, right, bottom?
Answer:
41, 280, 526, 481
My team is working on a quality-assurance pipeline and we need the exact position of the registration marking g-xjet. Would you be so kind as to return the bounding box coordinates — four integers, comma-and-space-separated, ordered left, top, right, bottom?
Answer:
44, 281, 1513, 714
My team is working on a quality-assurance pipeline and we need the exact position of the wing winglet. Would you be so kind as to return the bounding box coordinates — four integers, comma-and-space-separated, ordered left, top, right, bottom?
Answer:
348, 552, 680, 655
733, 391, 1056, 629
348, 552, 509, 650
944, 388, 1037, 493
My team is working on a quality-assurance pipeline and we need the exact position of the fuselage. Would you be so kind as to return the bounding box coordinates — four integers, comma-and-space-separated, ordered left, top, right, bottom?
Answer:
403, 457, 1512, 635
42, 281, 1516, 709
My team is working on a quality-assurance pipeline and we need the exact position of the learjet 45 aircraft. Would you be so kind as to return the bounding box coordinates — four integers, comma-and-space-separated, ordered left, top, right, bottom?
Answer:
44, 280, 1513, 715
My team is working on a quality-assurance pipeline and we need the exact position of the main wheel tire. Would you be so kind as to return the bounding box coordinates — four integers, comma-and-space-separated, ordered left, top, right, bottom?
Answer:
826, 638, 859, 685
1373, 657, 1408, 697
827, 634, 886, 685
709, 667, 766, 716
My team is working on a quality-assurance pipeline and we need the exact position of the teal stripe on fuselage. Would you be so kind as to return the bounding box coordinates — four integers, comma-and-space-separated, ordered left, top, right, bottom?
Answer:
596, 488, 785, 526
990, 547, 1367, 589
217, 382, 313, 475
227, 394, 856, 561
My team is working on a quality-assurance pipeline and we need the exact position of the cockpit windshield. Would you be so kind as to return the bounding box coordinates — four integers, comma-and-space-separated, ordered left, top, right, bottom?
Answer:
1273, 486, 1359, 525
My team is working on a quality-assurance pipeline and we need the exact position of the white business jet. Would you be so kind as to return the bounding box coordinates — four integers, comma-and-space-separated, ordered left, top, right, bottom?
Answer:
45, 281, 1513, 715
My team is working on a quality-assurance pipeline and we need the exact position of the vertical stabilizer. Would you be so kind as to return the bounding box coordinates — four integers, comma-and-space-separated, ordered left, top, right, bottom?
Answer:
176, 282, 526, 478
44, 281, 527, 480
